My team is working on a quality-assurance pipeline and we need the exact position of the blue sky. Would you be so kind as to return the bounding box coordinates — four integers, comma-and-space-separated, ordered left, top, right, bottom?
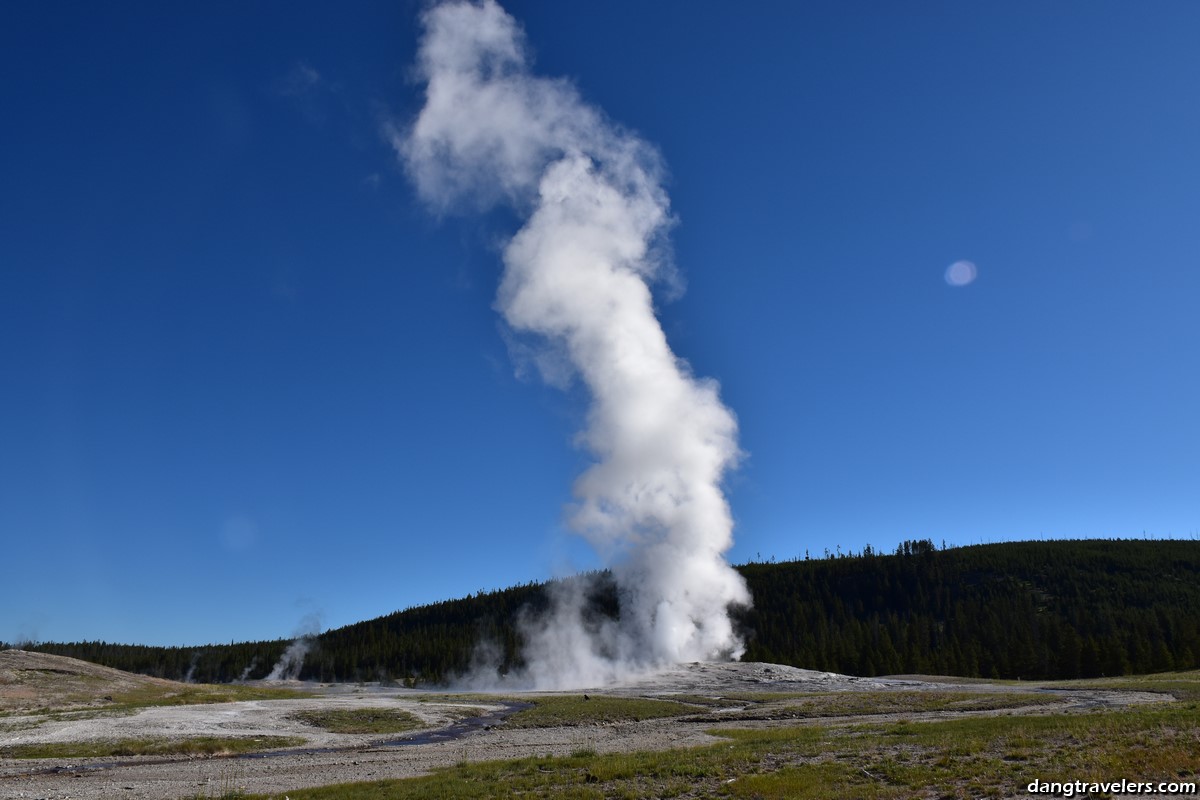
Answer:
2, 1, 1197, 647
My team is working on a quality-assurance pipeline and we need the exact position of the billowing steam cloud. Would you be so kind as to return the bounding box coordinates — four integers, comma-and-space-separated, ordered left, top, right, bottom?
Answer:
398, 0, 750, 688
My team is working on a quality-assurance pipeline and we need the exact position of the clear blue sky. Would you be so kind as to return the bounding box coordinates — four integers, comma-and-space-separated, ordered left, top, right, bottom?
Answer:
2, 1, 1197, 647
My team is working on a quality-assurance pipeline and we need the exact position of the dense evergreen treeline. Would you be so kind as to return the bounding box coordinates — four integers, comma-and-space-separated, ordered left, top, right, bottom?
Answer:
11, 638, 296, 685
14, 539, 1200, 684
307, 579, 554, 683
736, 538, 1200, 679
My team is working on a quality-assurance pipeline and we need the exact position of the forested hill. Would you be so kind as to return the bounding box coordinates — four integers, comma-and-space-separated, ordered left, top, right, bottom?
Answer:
736, 538, 1200, 679
17, 539, 1200, 684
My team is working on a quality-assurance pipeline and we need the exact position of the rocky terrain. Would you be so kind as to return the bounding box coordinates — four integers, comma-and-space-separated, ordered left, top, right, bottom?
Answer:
0, 650, 1173, 799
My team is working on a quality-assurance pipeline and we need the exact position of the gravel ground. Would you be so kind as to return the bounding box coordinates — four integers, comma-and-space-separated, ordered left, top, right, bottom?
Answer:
0, 659, 1172, 799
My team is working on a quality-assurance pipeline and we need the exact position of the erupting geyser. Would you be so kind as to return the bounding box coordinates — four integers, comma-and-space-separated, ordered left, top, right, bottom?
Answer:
398, 0, 751, 688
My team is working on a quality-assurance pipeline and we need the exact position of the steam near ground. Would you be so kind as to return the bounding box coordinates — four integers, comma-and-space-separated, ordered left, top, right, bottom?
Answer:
266, 612, 322, 681
266, 637, 311, 681
398, 0, 750, 689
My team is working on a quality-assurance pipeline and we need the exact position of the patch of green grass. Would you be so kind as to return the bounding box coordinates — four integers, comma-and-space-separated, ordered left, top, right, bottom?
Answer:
8, 706, 145, 727
673, 690, 1065, 724
412, 693, 512, 703
7, 683, 317, 719
287, 707, 425, 734
106, 683, 314, 709
504, 695, 694, 728
1, 735, 306, 759
0, 718, 42, 732
408, 693, 502, 717
726, 761, 909, 799
838, 703, 1200, 792
236, 697, 1199, 799
47, 706, 140, 720
663, 693, 745, 709
715, 705, 1200, 797
240, 745, 752, 800
717, 691, 831, 702
1037, 669, 1200, 701
759, 690, 1054, 717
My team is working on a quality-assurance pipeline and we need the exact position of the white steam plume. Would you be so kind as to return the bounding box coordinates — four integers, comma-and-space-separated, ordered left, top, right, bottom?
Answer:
266, 638, 310, 681
398, 0, 750, 688
267, 612, 321, 681
237, 657, 259, 683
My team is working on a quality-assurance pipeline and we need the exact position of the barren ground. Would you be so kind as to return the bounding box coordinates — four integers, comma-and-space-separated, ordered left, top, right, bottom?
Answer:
0, 651, 1174, 799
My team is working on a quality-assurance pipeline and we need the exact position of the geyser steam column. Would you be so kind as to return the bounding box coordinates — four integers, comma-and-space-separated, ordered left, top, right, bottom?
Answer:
399, 0, 750, 685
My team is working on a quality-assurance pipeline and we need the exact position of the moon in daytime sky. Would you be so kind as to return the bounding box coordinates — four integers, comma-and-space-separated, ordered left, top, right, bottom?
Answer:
945, 260, 979, 287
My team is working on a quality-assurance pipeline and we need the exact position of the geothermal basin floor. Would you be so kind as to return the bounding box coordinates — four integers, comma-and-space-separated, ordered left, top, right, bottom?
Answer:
0, 660, 1171, 799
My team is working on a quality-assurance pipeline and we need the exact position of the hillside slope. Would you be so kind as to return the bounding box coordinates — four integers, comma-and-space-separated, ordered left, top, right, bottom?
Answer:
17, 539, 1200, 683
0, 649, 179, 713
